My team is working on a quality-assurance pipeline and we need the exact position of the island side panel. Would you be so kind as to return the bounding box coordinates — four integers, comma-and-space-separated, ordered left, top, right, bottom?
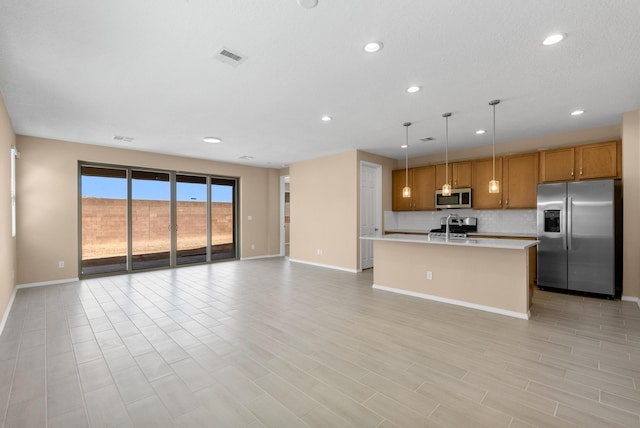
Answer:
372, 240, 530, 316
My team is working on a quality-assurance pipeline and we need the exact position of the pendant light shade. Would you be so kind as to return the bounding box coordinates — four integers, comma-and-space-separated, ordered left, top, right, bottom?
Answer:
402, 122, 412, 198
442, 112, 452, 196
488, 99, 500, 194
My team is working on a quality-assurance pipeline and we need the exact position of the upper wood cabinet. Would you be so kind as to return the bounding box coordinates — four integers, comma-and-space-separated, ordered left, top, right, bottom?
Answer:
503, 152, 539, 209
435, 161, 472, 189
392, 169, 413, 211
392, 166, 436, 211
576, 140, 619, 180
471, 157, 503, 209
539, 140, 620, 183
539, 147, 575, 182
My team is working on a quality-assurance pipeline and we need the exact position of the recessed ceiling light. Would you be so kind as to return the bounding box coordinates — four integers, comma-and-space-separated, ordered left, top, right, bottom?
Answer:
203, 137, 222, 143
363, 41, 383, 53
476, 129, 486, 135
321, 115, 332, 122
400, 144, 408, 148
407, 86, 421, 94
571, 110, 585, 116
297, 0, 318, 9
542, 33, 566, 46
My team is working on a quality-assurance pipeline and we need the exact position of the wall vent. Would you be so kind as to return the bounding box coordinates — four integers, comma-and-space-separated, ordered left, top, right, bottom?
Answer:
215, 47, 247, 67
113, 135, 135, 142
239, 155, 255, 160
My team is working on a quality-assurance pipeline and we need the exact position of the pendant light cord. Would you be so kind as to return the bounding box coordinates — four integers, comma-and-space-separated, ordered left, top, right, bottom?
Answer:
405, 125, 409, 187
492, 102, 496, 181
445, 115, 449, 184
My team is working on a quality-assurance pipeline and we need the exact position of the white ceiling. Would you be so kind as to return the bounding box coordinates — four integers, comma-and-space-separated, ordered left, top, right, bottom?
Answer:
1, 0, 639, 168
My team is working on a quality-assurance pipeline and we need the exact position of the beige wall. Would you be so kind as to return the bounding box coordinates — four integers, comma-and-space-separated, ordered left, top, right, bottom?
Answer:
0, 92, 17, 324
404, 124, 621, 168
622, 110, 640, 300
290, 150, 359, 270
15, 136, 281, 285
289, 149, 396, 271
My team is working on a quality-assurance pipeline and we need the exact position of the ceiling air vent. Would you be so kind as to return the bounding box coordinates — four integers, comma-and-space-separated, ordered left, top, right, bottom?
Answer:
113, 135, 134, 143
420, 137, 435, 142
215, 47, 247, 67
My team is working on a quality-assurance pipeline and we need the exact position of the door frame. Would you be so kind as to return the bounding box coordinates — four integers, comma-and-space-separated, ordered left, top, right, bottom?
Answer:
359, 161, 382, 270
279, 175, 289, 257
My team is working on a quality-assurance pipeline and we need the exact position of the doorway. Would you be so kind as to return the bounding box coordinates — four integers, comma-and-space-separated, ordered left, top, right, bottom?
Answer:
360, 162, 382, 270
280, 175, 290, 257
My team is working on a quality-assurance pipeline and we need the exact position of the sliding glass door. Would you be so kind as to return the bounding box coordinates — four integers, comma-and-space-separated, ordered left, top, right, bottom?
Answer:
80, 163, 238, 276
211, 178, 237, 260
131, 170, 171, 271
80, 166, 128, 275
176, 175, 208, 265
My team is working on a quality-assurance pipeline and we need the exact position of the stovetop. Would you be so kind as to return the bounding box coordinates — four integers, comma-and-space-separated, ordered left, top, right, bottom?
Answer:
428, 216, 478, 237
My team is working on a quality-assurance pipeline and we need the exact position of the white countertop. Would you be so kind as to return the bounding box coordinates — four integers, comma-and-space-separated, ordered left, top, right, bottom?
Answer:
468, 232, 537, 238
384, 229, 537, 239
362, 233, 538, 250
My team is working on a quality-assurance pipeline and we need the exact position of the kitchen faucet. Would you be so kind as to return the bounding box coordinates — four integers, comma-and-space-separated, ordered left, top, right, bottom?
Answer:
445, 213, 461, 241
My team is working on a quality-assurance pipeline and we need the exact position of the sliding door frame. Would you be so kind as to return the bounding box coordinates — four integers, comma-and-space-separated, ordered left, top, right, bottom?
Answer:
78, 161, 239, 278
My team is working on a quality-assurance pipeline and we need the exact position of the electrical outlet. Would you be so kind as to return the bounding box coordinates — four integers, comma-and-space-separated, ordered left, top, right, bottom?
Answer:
251, 244, 255, 250
247, 215, 253, 221
427, 271, 433, 280
58, 261, 65, 268
316, 249, 323, 255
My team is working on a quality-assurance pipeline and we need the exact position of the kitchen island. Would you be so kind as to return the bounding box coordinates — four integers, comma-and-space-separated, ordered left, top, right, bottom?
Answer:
361, 234, 538, 319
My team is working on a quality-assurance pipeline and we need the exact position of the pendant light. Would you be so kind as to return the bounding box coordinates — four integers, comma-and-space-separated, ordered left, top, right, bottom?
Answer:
402, 122, 412, 198
442, 112, 452, 196
488, 99, 500, 194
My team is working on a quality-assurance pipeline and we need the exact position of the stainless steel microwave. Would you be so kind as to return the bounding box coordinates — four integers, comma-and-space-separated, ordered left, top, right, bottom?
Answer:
435, 188, 472, 209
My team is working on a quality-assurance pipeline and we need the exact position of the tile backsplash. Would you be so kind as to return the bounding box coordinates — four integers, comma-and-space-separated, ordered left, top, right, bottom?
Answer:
384, 209, 537, 234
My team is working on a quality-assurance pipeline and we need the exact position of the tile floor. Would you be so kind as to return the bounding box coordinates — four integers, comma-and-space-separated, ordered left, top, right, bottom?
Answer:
1, 258, 639, 427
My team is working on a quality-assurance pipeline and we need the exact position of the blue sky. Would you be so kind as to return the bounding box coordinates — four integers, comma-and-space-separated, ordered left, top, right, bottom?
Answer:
82, 176, 233, 202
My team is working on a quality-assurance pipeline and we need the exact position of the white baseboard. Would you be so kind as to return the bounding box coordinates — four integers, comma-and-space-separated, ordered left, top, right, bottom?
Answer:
372, 284, 530, 320
621, 295, 640, 309
17, 277, 80, 289
0, 287, 18, 338
240, 254, 281, 261
289, 259, 359, 273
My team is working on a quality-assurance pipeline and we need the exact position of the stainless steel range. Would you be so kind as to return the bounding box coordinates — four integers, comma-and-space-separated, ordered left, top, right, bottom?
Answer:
429, 216, 477, 239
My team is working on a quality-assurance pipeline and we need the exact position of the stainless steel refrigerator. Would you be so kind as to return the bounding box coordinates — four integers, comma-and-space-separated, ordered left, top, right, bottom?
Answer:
537, 179, 622, 297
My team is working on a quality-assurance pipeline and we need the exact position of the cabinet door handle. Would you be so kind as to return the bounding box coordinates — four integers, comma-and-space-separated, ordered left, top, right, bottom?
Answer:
454, 179, 457, 186
506, 199, 509, 207
570, 168, 574, 177
580, 167, 583, 176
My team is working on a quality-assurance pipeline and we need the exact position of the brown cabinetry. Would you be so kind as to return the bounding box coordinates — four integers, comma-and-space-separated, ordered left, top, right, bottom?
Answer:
471, 157, 503, 209
539, 147, 575, 182
576, 140, 619, 180
435, 161, 472, 189
503, 152, 539, 209
539, 140, 620, 183
392, 166, 436, 211
392, 169, 412, 211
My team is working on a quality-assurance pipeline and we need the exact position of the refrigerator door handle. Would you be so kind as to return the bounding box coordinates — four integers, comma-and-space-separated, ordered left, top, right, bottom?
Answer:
561, 197, 568, 250
567, 196, 573, 251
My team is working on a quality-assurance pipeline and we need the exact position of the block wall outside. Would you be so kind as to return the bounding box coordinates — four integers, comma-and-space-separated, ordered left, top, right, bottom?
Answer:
81, 198, 233, 259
